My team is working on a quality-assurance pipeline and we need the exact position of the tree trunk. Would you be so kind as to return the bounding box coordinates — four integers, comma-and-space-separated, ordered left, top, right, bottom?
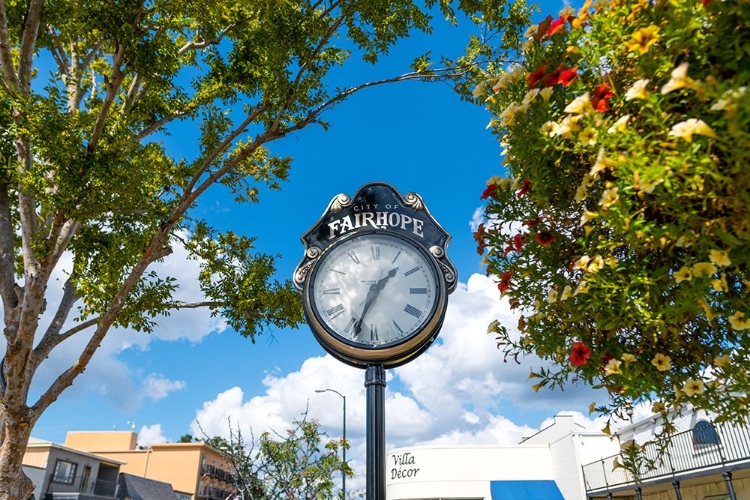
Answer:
0, 412, 34, 500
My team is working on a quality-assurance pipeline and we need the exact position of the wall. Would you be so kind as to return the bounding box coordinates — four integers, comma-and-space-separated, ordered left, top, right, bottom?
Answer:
386, 445, 555, 500
66, 431, 137, 452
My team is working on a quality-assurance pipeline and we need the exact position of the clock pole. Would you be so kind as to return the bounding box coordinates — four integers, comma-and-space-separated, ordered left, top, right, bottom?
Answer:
365, 363, 387, 500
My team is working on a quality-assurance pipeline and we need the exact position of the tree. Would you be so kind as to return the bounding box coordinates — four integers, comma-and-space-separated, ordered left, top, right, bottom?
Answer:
472, 0, 749, 432
218, 415, 350, 500
0, 0, 530, 497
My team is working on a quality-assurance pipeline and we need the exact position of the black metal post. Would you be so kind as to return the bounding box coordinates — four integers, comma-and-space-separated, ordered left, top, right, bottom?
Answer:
365, 363, 387, 500
722, 471, 737, 500
672, 480, 683, 500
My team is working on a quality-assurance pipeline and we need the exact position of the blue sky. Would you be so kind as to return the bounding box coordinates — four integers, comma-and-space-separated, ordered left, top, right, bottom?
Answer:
23, 0, 630, 492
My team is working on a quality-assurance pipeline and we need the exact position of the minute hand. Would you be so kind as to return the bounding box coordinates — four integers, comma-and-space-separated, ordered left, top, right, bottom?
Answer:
354, 267, 398, 335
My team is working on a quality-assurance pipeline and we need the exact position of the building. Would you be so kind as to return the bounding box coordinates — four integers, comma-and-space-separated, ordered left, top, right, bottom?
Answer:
582, 409, 750, 500
386, 411, 750, 500
65, 431, 237, 500
22, 437, 179, 500
23, 437, 124, 500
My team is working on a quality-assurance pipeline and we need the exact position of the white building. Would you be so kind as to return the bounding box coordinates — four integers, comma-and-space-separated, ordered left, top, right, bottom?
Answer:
386, 411, 750, 500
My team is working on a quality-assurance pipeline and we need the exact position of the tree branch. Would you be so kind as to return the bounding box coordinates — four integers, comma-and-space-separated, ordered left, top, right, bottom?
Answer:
0, 0, 20, 90
0, 178, 17, 313
87, 43, 127, 154
17, 0, 43, 90
134, 110, 187, 141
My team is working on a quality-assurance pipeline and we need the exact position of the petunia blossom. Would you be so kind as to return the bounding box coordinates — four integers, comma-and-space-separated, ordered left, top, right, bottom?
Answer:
625, 79, 650, 101
728, 312, 750, 331
599, 186, 619, 210
607, 114, 631, 134
709, 249, 732, 267
651, 353, 672, 372
674, 266, 692, 283
564, 92, 592, 114
692, 262, 718, 278
683, 379, 705, 397
540, 87, 554, 102
579, 127, 598, 146
591, 83, 614, 112
604, 359, 622, 375
535, 231, 555, 247
626, 25, 660, 54
661, 62, 695, 94
528, 66, 547, 87
569, 341, 592, 366
668, 118, 717, 142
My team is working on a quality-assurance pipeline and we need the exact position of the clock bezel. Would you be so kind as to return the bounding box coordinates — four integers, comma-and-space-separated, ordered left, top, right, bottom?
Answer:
303, 230, 447, 368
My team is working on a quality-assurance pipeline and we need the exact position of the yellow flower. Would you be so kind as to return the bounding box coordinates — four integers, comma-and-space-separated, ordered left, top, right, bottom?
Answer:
710, 86, 747, 112
588, 255, 605, 273
565, 93, 593, 115
621, 353, 637, 364
580, 210, 598, 226
522, 39, 534, 53
541, 121, 558, 136
574, 280, 588, 295
552, 115, 582, 139
651, 401, 666, 413
661, 62, 695, 94
674, 266, 692, 283
575, 175, 594, 203
599, 186, 619, 210
499, 102, 520, 126
626, 25, 660, 54
607, 115, 631, 134
709, 249, 732, 267
651, 353, 672, 372
472, 83, 488, 98
712, 273, 728, 293
637, 177, 663, 194
692, 262, 718, 278
728, 312, 750, 331
572, 0, 592, 28
524, 24, 538, 38
714, 355, 731, 368
668, 118, 717, 142
592, 0, 608, 9
559, 5, 576, 16
560, 285, 573, 301
625, 79, 650, 100
573, 255, 591, 270
590, 147, 614, 176
540, 87, 554, 102
579, 127, 598, 146
522, 88, 540, 105
683, 379, 705, 397
604, 359, 623, 375
548, 288, 559, 303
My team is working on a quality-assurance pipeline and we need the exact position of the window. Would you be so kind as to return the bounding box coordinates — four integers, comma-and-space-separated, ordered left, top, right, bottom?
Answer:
51, 459, 78, 484
693, 421, 721, 447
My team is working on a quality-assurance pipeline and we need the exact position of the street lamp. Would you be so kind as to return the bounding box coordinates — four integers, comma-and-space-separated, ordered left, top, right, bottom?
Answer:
315, 388, 346, 499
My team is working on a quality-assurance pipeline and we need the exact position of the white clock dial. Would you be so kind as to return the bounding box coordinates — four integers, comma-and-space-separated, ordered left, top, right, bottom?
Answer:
310, 232, 438, 347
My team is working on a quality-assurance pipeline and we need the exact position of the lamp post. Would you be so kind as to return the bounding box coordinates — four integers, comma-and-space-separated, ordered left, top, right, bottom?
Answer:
315, 388, 346, 499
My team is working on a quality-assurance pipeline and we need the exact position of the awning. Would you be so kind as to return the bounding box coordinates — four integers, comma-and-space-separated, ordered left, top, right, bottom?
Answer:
490, 480, 565, 500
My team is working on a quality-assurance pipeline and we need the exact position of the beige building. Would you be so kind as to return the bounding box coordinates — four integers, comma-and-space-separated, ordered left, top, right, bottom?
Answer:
65, 431, 237, 500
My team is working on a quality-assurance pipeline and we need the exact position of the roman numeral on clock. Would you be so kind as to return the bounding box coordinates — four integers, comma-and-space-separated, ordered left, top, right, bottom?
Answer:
347, 251, 360, 264
410, 288, 427, 294
326, 304, 345, 319
404, 304, 421, 318
371, 246, 380, 260
404, 266, 420, 276
370, 324, 379, 341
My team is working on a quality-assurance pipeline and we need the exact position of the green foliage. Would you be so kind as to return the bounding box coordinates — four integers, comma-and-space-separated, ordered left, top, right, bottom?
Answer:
472, 0, 750, 424
219, 415, 351, 500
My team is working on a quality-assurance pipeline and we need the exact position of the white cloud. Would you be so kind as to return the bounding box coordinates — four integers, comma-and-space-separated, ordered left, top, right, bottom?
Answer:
138, 424, 169, 447
142, 374, 187, 401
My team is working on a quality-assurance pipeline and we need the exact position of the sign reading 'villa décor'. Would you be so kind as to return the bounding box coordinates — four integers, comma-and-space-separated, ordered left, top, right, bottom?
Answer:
294, 182, 456, 369
390, 451, 420, 480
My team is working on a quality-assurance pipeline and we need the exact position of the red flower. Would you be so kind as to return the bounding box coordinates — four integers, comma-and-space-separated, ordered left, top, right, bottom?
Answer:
569, 342, 592, 366
516, 179, 532, 198
512, 233, 526, 252
547, 16, 568, 36
591, 83, 614, 112
535, 231, 555, 247
498, 271, 513, 293
557, 67, 578, 86
524, 217, 542, 227
503, 244, 513, 256
480, 184, 498, 200
528, 66, 547, 88
534, 15, 554, 40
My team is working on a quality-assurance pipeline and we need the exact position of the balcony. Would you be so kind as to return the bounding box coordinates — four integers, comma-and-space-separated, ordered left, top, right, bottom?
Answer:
45, 477, 119, 500
582, 419, 750, 494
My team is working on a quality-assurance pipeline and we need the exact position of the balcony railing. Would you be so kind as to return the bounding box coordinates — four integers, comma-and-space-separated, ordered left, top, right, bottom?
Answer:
45, 477, 119, 499
582, 419, 750, 493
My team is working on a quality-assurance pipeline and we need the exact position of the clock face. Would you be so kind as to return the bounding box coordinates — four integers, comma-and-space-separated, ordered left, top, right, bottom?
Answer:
308, 232, 439, 348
